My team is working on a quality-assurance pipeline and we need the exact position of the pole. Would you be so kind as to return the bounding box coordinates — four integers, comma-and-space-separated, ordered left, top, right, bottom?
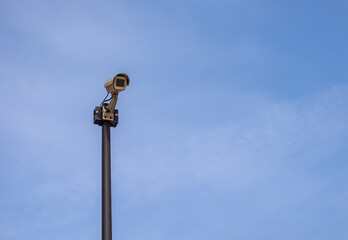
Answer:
102, 123, 112, 240
94, 105, 118, 240
94, 73, 129, 240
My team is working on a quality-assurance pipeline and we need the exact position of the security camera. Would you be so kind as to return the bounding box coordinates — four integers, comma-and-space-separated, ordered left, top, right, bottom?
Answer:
104, 73, 130, 93
103, 73, 130, 113
93, 73, 130, 126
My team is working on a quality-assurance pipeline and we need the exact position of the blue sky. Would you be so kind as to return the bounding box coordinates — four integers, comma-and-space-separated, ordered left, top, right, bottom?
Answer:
1, 0, 348, 239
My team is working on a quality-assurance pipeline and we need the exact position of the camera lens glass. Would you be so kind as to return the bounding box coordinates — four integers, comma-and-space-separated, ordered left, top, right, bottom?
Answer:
116, 79, 125, 87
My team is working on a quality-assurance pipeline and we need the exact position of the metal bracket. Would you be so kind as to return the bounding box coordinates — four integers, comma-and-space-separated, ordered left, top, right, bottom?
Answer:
93, 106, 119, 127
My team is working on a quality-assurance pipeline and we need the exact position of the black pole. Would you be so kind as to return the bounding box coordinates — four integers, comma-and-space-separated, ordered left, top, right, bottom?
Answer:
94, 74, 127, 240
94, 105, 118, 240
102, 123, 112, 240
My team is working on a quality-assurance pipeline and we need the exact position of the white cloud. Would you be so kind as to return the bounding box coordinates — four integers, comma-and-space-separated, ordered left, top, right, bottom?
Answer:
115, 84, 348, 202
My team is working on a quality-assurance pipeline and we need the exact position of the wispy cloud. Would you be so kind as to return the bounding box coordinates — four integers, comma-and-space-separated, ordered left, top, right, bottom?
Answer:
112, 84, 348, 203
1, 0, 348, 239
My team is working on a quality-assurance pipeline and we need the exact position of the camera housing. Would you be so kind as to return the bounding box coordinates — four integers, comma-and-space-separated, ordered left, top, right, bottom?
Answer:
104, 73, 130, 93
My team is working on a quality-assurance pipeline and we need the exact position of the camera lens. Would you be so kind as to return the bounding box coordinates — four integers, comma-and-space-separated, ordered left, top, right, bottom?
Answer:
116, 79, 125, 87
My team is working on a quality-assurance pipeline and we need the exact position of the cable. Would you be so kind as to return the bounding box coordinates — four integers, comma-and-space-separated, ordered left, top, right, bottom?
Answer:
105, 96, 113, 102
100, 93, 110, 106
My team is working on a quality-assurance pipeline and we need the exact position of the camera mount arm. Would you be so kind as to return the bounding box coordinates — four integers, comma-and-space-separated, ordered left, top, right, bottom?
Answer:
105, 92, 119, 113
94, 93, 119, 128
